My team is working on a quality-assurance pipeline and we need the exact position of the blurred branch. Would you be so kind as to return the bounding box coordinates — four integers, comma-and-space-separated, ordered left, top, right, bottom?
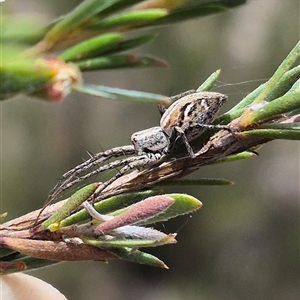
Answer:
1, 0, 246, 101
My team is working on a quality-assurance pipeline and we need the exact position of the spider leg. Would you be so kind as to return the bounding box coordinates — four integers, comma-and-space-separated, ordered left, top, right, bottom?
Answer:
171, 126, 196, 158
48, 145, 135, 202
170, 90, 196, 102
91, 155, 155, 201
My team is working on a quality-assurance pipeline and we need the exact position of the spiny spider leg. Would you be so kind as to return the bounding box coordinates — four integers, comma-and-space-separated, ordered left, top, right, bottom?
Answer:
62, 155, 144, 194
48, 145, 136, 202
49, 151, 158, 205
169, 89, 196, 102
91, 154, 158, 202
172, 126, 196, 158
62, 145, 135, 181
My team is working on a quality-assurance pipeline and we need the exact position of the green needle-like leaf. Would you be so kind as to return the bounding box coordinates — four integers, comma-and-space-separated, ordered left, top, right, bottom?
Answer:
224, 65, 300, 118
44, 0, 120, 42
208, 151, 257, 164
41, 183, 99, 230
197, 69, 221, 92
83, 234, 176, 248
100, 34, 157, 55
246, 93, 300, 124
107, 247, 169, 268
75, 54, 167, 70
59, 33, 123, 62
250, 41, 300, 106
112, 193, 202, 225
154, 3, 228, 25
87, 9, 168, 30
240, 123, 300, 140
74, 84, 168, 103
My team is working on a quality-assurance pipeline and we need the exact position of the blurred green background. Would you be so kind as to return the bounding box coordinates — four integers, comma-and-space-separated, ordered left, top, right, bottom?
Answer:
2, 1, 299, 299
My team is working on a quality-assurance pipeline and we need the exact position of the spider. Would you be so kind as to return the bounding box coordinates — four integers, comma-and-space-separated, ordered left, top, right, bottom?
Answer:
47, 91, 228, 204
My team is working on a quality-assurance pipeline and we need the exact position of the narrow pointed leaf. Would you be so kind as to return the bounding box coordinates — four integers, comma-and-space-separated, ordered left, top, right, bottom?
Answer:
41, 183, 100, 231
264, 66, 300, 101
75, 54, 167, 70
224, 64, 300, 120
240, 123, 300, 140
112, 194, 202, 225
208, 151, 257, 164
197, 69, 221, 92
220, 84, 265, 121
107, 247, 169, 268
100, 34, 157, 55
160, 6, 226, 23
87, 9, 168, 30
83, 234, 176, 248
44, 0, 120, 43
59, 33, 123, 62
153, 3, 229, 25
243, 93, 300, 124
74, 84, 167, 103
249, 41, 300, 106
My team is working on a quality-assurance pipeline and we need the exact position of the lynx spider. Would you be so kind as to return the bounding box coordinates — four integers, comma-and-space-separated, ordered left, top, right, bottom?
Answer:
47, 90, 228, 203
